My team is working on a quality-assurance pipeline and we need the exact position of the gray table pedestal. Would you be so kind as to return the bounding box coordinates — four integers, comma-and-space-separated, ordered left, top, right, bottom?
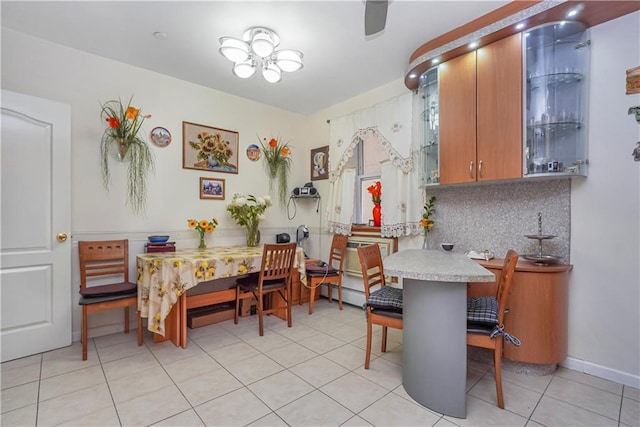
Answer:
402, 278, 467, 418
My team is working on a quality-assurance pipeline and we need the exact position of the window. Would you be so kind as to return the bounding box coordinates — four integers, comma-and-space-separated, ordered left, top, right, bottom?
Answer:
347, 136, 388, 224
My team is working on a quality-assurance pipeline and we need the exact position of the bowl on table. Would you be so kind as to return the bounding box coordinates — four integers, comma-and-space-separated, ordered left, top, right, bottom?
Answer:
441, 243, 454, 251
148, 235, 170, 243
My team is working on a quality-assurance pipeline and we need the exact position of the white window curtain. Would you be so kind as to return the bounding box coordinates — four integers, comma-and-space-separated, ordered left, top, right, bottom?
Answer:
326, 168, 356, 235
380, 159, 423, 237
326, 93, 422, 236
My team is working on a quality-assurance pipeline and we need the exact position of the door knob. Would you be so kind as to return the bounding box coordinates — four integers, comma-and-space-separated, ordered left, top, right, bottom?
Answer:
56, 233, 68, 242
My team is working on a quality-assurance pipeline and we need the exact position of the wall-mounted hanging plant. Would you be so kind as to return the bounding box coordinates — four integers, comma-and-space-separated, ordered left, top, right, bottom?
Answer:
259, 136, 291, 207
100, 97, 155, 214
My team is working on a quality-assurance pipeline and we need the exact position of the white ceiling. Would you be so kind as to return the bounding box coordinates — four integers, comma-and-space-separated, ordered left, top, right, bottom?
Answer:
1, 0, 509, 115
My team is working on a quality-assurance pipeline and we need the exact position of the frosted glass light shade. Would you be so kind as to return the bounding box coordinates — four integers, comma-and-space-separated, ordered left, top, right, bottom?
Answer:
233, 58, 257, 78
219, 37, 250, 63
262, 60, 282, 83
275, 49, 303, 72
251, 33, 275, 57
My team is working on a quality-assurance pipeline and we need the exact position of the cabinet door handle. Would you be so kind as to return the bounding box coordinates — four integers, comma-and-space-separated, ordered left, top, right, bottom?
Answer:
478, 160, 483, 178
469, 161, 474, 179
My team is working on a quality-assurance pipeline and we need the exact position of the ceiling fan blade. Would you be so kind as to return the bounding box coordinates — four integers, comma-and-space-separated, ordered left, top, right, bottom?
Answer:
364, 0, 388, 36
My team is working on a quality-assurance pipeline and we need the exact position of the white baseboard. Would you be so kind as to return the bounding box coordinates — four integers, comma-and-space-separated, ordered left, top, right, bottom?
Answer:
560, 357, 639, 388
339, 287, 366, 308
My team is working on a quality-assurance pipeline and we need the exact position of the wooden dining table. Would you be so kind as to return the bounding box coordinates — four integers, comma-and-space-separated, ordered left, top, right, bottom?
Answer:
136, 245, 306, 347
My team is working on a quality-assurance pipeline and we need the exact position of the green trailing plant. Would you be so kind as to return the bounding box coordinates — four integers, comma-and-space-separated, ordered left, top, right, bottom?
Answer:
100, 97, 155, 214
259, 136, 291, 207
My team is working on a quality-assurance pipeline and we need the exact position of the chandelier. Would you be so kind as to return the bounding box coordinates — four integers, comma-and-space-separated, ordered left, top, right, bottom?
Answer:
219, 27, 303, 83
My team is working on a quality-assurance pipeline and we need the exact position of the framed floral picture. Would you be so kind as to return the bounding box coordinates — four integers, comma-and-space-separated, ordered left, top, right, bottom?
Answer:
183, 121, 239, 174
310, 145, 329, 180
200, 177, 225, 200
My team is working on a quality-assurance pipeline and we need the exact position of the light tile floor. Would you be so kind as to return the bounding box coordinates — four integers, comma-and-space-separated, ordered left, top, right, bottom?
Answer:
2, 299, 639, 426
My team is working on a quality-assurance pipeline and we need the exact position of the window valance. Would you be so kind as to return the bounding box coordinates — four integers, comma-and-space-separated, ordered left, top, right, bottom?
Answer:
326, 93, 422, 237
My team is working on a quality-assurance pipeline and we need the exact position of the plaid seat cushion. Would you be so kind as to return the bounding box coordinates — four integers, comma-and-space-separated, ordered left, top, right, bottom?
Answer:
366, 286, 403, 313
467, 296, 498, 325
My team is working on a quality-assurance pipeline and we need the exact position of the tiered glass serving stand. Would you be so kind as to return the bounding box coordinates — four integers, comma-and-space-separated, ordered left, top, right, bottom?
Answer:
523, 212, 562, 265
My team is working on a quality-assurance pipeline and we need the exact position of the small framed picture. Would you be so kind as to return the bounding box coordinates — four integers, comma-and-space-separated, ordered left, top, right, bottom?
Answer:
626, 65, 640, 95
310, 145, 329, 180
199, 177, 225, 200
183, 121, 239, 174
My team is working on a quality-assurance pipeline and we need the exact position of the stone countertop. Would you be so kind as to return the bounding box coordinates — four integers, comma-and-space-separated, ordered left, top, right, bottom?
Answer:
384, 249, 496, 282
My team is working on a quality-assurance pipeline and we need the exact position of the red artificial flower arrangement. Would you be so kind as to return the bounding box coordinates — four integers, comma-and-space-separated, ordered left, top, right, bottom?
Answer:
367, 181, 381, 204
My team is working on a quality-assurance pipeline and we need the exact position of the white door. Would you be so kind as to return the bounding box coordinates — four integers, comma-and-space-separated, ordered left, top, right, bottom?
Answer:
1, 90, 72, 362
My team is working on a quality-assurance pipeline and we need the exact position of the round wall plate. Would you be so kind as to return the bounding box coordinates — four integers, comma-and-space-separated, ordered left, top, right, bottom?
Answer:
150, 127, 171, 147
246, 143, 261, 161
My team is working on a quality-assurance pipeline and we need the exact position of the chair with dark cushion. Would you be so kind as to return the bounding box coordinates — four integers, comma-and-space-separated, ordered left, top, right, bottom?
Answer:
467, 249, 520, 409
357, 244, 403, 369
307, 233, 348, 314
235, 243, 297, 336
78, 239, 142, 360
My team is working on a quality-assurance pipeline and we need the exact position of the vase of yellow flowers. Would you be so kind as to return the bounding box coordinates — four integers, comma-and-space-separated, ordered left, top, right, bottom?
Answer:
100, 97, 154, 214
226, 193, 272, 247
420, 196, 436, 249
259, 136, 291, 207
187, 218, 219, 249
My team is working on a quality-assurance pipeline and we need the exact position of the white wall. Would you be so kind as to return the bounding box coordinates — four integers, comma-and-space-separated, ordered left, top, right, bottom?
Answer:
1, 28, 325, 337
568, 12, 640, 386
1, 29, 325, 236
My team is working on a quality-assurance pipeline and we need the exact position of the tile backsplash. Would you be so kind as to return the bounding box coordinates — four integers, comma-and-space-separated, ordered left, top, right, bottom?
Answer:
423, 178, 571, 262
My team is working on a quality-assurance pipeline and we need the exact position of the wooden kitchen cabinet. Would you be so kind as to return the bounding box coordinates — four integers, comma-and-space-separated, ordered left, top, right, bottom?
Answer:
439, 33, 522, 184
476, 33, 522, 181
468, 258, 571, 365
439, 50, 477, 184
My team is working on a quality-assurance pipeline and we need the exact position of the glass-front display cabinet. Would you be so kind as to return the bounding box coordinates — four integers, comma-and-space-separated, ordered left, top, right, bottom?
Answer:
420, 66, 439, 185
524, 21, 590, 177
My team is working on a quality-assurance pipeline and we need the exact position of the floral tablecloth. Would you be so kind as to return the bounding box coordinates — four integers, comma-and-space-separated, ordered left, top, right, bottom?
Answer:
136, 245, 306, 336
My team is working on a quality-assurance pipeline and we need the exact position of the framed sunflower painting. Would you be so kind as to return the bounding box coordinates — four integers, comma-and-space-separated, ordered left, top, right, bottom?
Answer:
182, 121, 239, 174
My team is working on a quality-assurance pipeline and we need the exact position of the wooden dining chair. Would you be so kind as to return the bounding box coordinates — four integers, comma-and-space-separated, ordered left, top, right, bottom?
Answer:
357, 244, 403, 369
467, 249, 520, 409
78, 239, 142, 360
235, 243, 297, 336
307, 233, 348, 314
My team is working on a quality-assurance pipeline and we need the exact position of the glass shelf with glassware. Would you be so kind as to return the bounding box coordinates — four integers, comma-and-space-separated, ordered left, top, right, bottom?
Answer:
523, 21, 590, 178
419, 66, 440, 186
